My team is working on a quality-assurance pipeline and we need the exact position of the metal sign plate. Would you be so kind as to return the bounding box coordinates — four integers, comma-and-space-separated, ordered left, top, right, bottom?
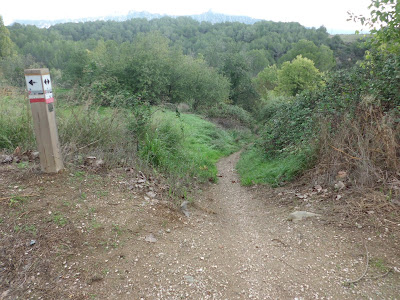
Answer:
25, 75, 43, 93
42, 74, 52, 92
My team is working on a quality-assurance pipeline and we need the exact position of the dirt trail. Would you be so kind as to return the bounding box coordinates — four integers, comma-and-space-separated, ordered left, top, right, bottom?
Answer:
1, 152, 399, 299
85, 152, 399, 299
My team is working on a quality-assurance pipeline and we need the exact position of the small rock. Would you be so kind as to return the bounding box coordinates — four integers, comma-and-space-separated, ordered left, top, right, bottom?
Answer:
1, 290, 10, 299
29, 240, 36, 246
146, 191, 156, 198
166, 229, 171, 233
84, 156, 97, 166
145, 234, 157, 243
313, 185, 323, 193
94, 159, 104, 168
288, 211, 321, 222
181, 201, 190, 217
334, 181, 345, 191
184, 275, 195, 283
0, 155, 13, 164
335, 194, 342, 200
31, 151, 40, 160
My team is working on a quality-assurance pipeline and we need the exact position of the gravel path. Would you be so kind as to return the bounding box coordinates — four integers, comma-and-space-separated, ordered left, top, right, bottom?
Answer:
85, 151, 400, 299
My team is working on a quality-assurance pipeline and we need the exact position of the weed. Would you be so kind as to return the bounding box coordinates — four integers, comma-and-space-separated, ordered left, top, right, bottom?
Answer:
112, 224, 122, 236
370, 257, 390, 273
9, 195, 27, 207
53, 213, 68, 227
24, 224, 37, 235
17, 161, 29, 169
90, 219, 103, 230
97, 190, 108, 197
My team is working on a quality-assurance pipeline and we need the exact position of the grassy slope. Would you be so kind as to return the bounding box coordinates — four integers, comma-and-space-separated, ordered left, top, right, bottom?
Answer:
236, 146, 313, 186
145, 110, 248, 184
0, 91, 250, 195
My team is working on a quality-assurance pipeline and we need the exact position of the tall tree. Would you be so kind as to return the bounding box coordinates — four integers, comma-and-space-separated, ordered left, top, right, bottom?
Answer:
276, 55, 323, 96
279, 39, 335, 71
0, 16, 15, 58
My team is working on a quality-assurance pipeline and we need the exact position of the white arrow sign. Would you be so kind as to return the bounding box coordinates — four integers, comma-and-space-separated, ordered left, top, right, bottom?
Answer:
25, 75, 44, 93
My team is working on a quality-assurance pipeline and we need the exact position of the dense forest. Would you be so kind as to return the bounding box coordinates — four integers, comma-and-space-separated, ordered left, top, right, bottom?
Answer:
0, 0, 399, 193
1, 16, 366, 110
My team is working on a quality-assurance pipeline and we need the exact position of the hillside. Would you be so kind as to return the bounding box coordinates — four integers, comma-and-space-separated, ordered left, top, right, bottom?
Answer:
12, 10, 261, 28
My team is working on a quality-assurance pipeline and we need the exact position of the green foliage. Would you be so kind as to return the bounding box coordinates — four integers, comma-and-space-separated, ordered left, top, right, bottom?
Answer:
138, 110, 246, 197
279, 39, 335, 71
276, 55, 324, 96
253, 65, 279, 99
349, 0, 400, 50
0, 16, 16, 58
222, 53, 260, 112
201, 102, 255, 128
169, 55, 230, 109
237, 146, 315, 186
257, 91, 318, 157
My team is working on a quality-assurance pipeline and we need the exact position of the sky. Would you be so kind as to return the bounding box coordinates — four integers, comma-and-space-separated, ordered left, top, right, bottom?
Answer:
2, 0, 372, 33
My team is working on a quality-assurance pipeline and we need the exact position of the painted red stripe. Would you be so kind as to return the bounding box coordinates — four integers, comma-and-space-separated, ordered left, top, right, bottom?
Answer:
30, 97, 54, 104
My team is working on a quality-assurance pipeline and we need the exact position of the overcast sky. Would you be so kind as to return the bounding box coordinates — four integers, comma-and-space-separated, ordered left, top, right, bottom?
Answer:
2, 0, 371, 33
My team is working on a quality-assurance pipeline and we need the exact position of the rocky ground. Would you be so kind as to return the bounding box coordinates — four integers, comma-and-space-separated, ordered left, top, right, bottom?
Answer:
1, 152, 399, 299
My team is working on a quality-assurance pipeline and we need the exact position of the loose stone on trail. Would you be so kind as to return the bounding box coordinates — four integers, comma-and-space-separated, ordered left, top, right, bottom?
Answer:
287, 211, 321, 222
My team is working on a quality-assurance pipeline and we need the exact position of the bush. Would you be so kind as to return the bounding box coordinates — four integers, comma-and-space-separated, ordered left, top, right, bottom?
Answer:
201, 102, 255, 128
257, 91, 318, 157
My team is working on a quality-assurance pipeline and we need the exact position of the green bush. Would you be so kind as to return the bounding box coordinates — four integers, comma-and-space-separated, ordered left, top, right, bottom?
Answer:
202, 102, 255, 128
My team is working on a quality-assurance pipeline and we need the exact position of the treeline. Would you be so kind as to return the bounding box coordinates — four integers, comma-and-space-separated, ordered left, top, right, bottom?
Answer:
0, 16, 367, 114
8, 17, 366, 73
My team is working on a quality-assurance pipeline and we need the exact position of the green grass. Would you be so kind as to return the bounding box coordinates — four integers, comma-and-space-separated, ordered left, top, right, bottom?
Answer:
237, 146, 314, 186
0, 95, 35, 150
141, 110, 248, 186
0, 89, 252, 197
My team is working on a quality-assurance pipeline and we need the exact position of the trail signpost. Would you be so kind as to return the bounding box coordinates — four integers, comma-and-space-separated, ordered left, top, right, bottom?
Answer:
24, 68, 63, 173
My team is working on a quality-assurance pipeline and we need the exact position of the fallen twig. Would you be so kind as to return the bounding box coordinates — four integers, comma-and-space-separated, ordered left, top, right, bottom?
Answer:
329, 144, 361, 161
277, 257, 303, 273
344, 243, 369, 286
365, 268, 392, 280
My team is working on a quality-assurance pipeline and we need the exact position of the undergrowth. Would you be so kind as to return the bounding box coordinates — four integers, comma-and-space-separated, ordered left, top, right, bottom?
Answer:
140, 110, 249, 197
237, 146, 315, 186
0, 88, 250, 199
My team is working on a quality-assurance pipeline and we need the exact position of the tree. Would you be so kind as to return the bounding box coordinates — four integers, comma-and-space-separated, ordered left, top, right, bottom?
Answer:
276, 55, 324, 96
222, 54, 260, 111
253, 65, 278, 99
0, 16, 15, 58
349, 0, 400, 49
279, 39, 335, 71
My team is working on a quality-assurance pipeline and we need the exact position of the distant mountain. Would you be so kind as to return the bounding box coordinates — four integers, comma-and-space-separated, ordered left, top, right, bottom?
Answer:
12, 10, 262, 28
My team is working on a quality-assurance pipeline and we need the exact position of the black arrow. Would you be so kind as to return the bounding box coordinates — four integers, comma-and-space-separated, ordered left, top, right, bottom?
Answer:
29, 79, 36, 86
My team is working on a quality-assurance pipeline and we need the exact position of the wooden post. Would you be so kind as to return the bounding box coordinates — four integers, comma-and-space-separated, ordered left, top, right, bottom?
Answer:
24, 68, 63, 173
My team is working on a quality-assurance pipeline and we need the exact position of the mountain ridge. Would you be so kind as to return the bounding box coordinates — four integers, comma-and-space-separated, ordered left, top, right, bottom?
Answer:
12, 10, 262, 28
